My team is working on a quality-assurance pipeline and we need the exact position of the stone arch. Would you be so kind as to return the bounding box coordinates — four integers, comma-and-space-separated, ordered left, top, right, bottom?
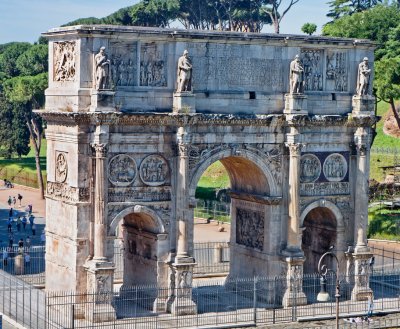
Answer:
189, 147, 279, 198
109, 204, 166, 236
300, 199, 344, 229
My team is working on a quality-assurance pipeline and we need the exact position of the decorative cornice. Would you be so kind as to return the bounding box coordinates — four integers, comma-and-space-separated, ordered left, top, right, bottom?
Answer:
46, 181, 90, 203
37, 111, 377, 128
230, 191, 281, 205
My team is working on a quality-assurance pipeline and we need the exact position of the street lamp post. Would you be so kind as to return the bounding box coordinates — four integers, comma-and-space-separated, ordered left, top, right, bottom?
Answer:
317, 246, 340, 329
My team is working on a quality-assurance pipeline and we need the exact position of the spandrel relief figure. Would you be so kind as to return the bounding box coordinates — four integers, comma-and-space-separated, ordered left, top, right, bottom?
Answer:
94, 47, 111, 90
289, 55, 305, 94
176, 50, 193, 92
357, 57, 371, 96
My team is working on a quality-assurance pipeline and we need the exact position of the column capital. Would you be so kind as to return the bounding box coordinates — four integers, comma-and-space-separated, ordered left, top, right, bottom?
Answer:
178, 143, 190, 157
92, 143, 108, 158
356, 143, 368, 156
285, 142, 304, 156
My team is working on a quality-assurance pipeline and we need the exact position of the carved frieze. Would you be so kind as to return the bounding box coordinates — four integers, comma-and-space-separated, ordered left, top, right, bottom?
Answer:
300, 154, 321, 183
300, 182, 350, 196
323, 153, 348, 182
301, 49, 323, 91
140, 44, 167, 87
53, 41, 76, 82
326, 52, 348, 92
108, 154, 137, 187
236, 207, 264, 251
110, 43, 137, 88
55, 152, 68, 183
108, 187, 171, 203
139, 155, 169, 186
46, 181, 89, 202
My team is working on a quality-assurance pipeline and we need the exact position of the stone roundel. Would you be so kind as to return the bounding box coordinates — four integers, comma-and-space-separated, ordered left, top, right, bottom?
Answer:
323, 153, 348, 182
55, 152, 68, 183
108, 154, 137, 186
300, 154, 321, 183
139, 154, 169, 186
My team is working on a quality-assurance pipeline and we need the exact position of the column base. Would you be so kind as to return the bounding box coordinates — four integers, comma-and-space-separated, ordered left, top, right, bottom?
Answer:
153, 297, 168, 313
351, 95, 375, 116
170, 298, 198, 316
284, 93, 308, 115
90, 90, 116, 112
173, 92, 196, 114
282, 291, 308, 307
351, 249, 374, 302
86, 304, 117, 323
281, 254, 307, 307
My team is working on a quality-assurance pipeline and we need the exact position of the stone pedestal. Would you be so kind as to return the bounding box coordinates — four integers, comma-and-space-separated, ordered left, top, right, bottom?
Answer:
282, 256, 307, 307
173, 92, 196, 114
352, 95, 375, 116
284, 94, 308, 115
351, 251, 373, 301
170, 257, 197, 315
90, 90, 115, 112
84, 260, 116, 322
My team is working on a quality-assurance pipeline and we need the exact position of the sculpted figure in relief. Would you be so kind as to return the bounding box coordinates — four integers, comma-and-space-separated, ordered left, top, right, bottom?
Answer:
357, 57, 371, 96
289, 54, 305, 94
176, 50, 192, 92
94, 47, 111, 90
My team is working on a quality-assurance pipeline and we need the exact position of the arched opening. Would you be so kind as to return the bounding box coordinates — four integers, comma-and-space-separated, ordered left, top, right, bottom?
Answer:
302, 207, 337, 274
191, 149, 279, 279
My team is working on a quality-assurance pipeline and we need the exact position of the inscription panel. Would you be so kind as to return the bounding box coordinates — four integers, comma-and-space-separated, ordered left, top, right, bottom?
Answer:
236, 207, 264, 251
300, 182, 350, 196
189, 43, 284, 91
108, 187, 171, 202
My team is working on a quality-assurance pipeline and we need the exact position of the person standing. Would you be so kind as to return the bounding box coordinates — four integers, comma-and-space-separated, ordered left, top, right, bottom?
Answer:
31, 223, 36, 236
2, 249, 8, 267
7, 196, 12, 207
24, 253, 30, 269
7, 218, 12, 233
17, 193, 23, 206
16, 217, 21, 232
8, 233, 14, 248
25, 236, 31, 249
22, 216, 27, 231
9, 207, 13, 218
29, 214, 35, 228
40, 231, 46, 245
12, 196, 16, 206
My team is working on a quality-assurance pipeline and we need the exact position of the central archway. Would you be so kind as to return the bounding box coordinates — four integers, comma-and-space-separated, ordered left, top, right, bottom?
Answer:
189, 147, 281, 278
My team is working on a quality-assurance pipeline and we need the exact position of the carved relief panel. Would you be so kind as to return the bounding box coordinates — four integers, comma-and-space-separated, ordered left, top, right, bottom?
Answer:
139, 154, 169, 186
301, 49, 323, 91
300, 154, 321, 183
236, 207, 264, 251
326, 51, 348, 92
55, 152, 68, 183
109, 42, 137, 88
323, 153, 348, 182
140, 44, 167, 87
53, 41, 76, 82
108, 154, 137, 186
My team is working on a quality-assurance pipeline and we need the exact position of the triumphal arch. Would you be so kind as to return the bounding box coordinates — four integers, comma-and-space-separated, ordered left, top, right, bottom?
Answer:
41, 25, 375, 319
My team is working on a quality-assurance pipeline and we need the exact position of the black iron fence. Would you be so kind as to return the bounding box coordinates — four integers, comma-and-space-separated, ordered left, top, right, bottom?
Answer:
42, 269, 400, 329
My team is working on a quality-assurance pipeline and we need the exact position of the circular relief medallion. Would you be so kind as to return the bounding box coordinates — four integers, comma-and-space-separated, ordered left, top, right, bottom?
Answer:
140, 155, 169, 186
55, 153, 68, 183
323, 153, 348, 182
108, 154, 137, 186
300, 154, 321, 183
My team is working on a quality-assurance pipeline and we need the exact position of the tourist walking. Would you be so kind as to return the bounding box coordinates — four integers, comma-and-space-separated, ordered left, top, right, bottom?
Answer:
17, 193, 23, 206
31, 223, 36, 236
7, 218, 12, 233
26, 236, 31, 249
9, 207, 13, 218
2, 249, 8, 267
16, 217, 21, 232
22, 216, 27, 230
7, 196, 12, 207
12, 196, 16, 206
28, 214, 35, 228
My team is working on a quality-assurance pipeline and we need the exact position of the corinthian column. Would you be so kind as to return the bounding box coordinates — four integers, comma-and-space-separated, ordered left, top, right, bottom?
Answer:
285, 141, 303, 253
92, 143, 108, 261
354, 128, 370, 252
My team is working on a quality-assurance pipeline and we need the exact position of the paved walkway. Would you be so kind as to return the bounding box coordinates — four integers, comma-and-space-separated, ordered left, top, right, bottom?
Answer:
0, 185, 46, 250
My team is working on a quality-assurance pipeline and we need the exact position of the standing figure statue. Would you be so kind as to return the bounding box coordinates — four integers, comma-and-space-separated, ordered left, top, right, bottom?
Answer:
289, 54, 305, 94
357, 57, 371, 96
176, 50, 192, 92
94, 46, 111, 90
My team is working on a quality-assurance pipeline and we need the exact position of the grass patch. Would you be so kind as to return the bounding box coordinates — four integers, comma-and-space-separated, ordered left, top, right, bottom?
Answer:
195, 161, 230, 200
368, 205, 400, 241
0, 139, 47, 188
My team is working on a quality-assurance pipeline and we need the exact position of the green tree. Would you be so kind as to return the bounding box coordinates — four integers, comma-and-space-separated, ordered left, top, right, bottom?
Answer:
323, 4, 400, 59
0, 42, 31, 81
301, 22, 317, 35
16, 44, 48, 77
327, 0, 382, 20
3, 73, 48, 198
129, 0, 179, 27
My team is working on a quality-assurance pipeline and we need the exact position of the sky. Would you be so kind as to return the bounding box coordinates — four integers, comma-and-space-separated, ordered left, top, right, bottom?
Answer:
0, 0, 331, 44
